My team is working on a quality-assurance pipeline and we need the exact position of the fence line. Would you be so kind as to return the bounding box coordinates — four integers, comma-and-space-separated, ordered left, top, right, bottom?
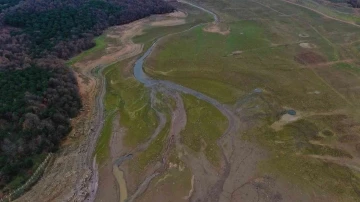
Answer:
0, 153, 53, 202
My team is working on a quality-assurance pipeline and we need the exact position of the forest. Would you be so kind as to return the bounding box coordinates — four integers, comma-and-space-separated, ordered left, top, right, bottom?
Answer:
0, 0, 174, 194
3, 0, 174, 59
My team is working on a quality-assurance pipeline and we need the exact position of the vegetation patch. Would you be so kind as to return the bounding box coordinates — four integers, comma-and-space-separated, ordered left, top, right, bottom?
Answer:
131, 117, 170, 172
95, 113, 115, 164
254, 117, 359, 200
181, 94, 227, 166
103, 61, 158, 148
261, 155, 360, 201
144, 18, 349, 111
322, 129, 334, 137
136, 163, 192, 202
144, 21, 269, 104
294, 51, 327, 65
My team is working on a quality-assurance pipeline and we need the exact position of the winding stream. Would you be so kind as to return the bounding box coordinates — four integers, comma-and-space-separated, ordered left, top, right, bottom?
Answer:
133, 1, 236, 136
116, 1, 236, 202
129, 1, 236, 202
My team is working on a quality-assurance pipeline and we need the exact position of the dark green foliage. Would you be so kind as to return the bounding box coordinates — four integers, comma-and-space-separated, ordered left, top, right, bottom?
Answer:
0, 67, 50, 114
3, 0, 175, 58
4, 1, 121, 55
0, 63, 81, 191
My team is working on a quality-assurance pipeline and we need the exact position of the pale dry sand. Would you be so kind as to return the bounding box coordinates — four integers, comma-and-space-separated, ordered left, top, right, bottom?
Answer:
151, 19, 186, 26
203, 23, 230, 35
299, 42, 316, 49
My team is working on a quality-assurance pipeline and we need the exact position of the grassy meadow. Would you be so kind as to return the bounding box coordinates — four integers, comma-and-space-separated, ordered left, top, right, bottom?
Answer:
144, 0, 360, 199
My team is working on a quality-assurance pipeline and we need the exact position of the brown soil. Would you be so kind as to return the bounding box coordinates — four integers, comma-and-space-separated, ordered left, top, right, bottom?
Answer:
308, 155, 360, 173
299, 42, 316, 49
299, 33, 310, 38
135, 168, 192, 202
229, 50, 243, 56
338, 134, 360, 143
95, 161, 119, 202
271, 113, 300, 131
95, 115, 128, 202
151, 19, 186, 26
203, 23, 230, 35
166, 11, 187, 18
271, 109, 347, 131
356, 143, 360, 154
73, 10, 187, 71
294, 51, 327, 65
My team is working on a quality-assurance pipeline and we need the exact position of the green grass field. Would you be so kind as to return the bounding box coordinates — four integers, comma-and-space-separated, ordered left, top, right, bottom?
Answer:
255, 117, 360, 201
95, 113, 116, 163
143, 0, 360, 199
291, 0, 360, 25
104, 60, 158, 147
145, 20, 352, 111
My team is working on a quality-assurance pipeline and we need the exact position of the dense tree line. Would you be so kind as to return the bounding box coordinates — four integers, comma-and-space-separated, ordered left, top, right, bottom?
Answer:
0, 0, 174, 194
3, 0, 174, 58
0, 61, 81, 190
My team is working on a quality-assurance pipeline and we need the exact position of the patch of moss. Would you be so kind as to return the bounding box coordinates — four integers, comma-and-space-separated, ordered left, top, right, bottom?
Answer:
95, 113, 115, 163
135, 117, 170, 171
